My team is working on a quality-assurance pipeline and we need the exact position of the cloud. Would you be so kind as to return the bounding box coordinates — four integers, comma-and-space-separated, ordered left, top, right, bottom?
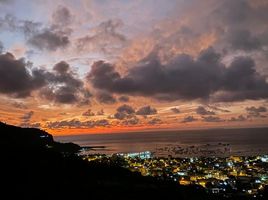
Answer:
53, 60, 70, 74
228, 115, 247, 122
170, 107, 180, 114
0, 53, 90, 104
28, 5, 74, 52
0, 11, 71, 52
207, 105, 230, 113
20, 111, 34, 123
40, 86, 77, 104
27, 29, 70, 51
11, 102, 28, 109
88, 48, 268, 102
196, 106, 215, 115
87, 60, 120, 90
114, 104, 135, 120
212, 57, 268, 102
20, 122, 41, 129
118, 95, 129, 102
181, 116, 197, 123
52, 5, 73, 27
213, 0, 268, 52
97, 109, 104, 115
228, 29, 262, 51
121, 116, 139, 126
82, 109, 95, 117
96, 92, 116, 104
0, 52, 46, 97
76, 19, 126, 55
39, 61, 90, 104
114, 111, 127, 120
136, 105, 157, 116
117, 104, 135, 114
46, 119, 109, 129
246, 106, 267, 118
0, 14, 44, 38
202, 116, 224, 122
148, 118, 162, 125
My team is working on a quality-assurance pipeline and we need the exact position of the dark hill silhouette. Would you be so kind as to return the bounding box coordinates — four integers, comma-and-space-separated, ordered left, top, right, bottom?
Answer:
0, 122, 227, 200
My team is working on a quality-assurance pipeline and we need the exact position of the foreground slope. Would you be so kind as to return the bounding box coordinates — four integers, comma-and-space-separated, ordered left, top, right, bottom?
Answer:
0, 122, 208, 200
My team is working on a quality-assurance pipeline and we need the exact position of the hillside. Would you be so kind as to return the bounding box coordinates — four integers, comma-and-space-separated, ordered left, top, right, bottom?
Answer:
0, 122, 208, 200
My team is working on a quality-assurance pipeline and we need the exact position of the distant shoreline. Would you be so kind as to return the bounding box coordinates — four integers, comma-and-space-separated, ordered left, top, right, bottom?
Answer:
55, 126, 268, 138
81, 145, 106, 149
57, 127, 268, 158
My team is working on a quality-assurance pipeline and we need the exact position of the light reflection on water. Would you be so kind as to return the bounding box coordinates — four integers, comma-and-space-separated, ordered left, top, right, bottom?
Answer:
55, 127, 268, 157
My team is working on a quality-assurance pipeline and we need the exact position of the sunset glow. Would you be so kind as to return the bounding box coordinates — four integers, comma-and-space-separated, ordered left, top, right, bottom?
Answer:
0, 0, 268, 135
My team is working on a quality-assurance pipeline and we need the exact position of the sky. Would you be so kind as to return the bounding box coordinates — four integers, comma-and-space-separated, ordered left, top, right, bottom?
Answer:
0, 0, 268, 135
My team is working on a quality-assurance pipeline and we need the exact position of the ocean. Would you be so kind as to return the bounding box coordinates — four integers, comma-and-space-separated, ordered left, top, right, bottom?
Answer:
55, 127, 268, 157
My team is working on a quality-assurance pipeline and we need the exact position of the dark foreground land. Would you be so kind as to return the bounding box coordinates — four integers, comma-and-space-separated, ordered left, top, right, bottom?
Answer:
0, 122, 267, 200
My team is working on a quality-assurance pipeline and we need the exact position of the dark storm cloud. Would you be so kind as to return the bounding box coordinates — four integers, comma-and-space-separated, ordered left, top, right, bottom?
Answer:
228, 115, 247, 122
0, 52, 46, 97
53, 61, 70, 74
196, 106, 215, 115
20, 111, 34, 123
228, 29, 262, 51
88, 47, 268, 102
87, 60, 120, 90
224, 0, 268, 25
246, 106, 267, 118
96, 92, 116, 104
27, 29, 70, 51
41, 86, 78, 104
181, 116, 197, 123
170, 107, 180, 114
46, 119, 109, 129
136, 106, 157, 116
202, 116, 224, 123
39, 61, 90, 104
210, 0, 268, 53
0, 52, 90, 104
76, 19, 126, 54
118, 95, 129, 102
213, 57, 268, 102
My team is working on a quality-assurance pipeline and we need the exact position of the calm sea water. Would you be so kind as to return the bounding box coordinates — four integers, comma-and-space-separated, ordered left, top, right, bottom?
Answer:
55, 127, 268, 157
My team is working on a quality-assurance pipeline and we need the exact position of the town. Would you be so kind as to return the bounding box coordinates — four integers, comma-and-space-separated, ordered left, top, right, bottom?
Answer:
84, 152, 268, 199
